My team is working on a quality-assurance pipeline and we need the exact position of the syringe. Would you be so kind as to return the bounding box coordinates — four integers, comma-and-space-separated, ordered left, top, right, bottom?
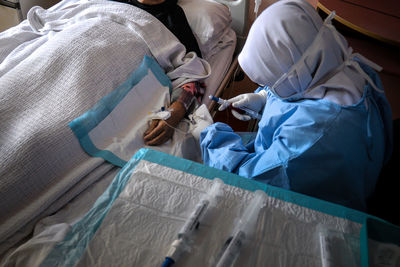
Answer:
162, 178, 224, 267
209, 95, 262, 120
215, 190, 267, 267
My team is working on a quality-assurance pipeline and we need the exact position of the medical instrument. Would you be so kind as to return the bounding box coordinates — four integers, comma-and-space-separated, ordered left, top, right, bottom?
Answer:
147, 107, 193, 136
214, 190, 267, 267
209, 95, 262, 120
162, 178, 224, 267
209, 94, 251, 121
209, 95, 229, 107
149, 106, 171, 121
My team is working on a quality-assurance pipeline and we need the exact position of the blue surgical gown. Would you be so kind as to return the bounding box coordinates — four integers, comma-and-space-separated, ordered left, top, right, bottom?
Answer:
200, 63, 393, 211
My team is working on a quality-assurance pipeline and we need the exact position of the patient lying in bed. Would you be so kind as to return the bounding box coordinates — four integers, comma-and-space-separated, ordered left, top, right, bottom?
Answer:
115, 0, 207, 145
0, 0, 211, 256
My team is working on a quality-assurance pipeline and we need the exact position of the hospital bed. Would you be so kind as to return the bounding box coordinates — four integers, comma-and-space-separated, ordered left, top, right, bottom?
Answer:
2, 148, 400, 266
1, 1, 399, 265
0, 0, 249, 258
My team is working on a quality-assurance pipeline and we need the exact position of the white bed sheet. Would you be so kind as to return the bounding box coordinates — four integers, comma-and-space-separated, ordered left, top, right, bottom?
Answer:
33, 30, 237, 223
0, 5, 236, 259
46, 0, 237, 106
202, 27, 236, 107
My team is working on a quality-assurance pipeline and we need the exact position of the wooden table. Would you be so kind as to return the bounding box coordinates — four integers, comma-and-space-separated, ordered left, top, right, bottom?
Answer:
317, 0, 400, 46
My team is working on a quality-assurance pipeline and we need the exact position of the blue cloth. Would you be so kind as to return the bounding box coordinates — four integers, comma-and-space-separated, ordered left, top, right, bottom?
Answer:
201, 62, 392, 211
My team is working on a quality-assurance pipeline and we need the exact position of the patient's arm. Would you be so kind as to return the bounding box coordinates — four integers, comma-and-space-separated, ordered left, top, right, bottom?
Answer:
143, 81, 204, 146
143, 101, 186, 145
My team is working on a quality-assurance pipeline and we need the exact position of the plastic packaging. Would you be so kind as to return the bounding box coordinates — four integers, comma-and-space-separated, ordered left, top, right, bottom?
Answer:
317, 224, 359, 267
162, 178, 224, 266
215, 190, 267, 267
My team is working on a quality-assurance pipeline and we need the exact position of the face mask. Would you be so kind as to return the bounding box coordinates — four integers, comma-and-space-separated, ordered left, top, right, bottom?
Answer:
269, 11, 383, 101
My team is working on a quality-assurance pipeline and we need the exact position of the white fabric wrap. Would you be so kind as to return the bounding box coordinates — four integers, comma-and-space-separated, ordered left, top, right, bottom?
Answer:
238, 0, 372, 106
0, 0, 210, 255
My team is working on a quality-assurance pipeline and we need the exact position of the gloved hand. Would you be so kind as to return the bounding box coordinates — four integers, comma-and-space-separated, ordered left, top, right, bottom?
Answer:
218, 90, 268, 113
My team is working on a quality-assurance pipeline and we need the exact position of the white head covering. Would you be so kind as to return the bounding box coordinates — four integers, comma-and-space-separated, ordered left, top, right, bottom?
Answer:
238, 0, 382, 105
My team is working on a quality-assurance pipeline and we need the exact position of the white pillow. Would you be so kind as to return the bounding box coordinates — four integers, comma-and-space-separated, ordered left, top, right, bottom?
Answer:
178, 0, 232, 57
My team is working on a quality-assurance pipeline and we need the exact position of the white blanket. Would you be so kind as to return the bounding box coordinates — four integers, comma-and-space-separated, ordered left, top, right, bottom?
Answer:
0, 0, 210, 255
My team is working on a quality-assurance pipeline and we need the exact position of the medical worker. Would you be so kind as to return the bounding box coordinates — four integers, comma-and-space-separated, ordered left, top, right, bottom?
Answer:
200, 0, 393, 211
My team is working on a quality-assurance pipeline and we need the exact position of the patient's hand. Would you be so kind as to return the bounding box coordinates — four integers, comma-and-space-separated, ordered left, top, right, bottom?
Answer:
143, 101, 186, 146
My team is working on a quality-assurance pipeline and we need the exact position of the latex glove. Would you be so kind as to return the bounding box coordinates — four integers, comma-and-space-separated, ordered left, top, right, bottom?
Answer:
219, 90, 268, 113
143, 101, 186, 146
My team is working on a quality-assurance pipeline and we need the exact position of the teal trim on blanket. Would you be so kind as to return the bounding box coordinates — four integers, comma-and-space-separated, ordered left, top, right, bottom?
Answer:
138, 149, 368, 224
137, 149, 400, 267
360, 223, 369, 267
40, 149, 147, 267
359, 217, 400, 267
366, 217, 400, 245
42, 149, 400, 266
77, 135, 127, 168
68, 55, 172, 167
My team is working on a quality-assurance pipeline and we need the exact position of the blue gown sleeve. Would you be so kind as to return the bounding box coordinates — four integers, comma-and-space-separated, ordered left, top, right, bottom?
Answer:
200, 121, 294, 189
200, 122, 250, 173
200, 97, 336, 190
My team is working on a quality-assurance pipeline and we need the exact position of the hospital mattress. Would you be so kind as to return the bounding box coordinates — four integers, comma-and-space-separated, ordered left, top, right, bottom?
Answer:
2, 149, 399, 266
